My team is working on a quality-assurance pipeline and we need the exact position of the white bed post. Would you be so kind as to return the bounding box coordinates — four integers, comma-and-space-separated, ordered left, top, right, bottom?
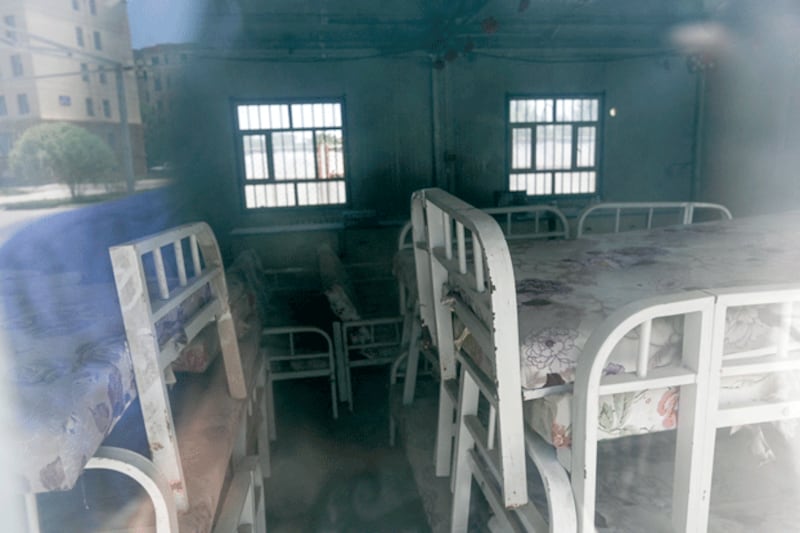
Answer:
671, 304, 716, 532
195, 227, 247, 400
426, 199, 459, 477
450, 366, 480, 532
109, 244, 190, 511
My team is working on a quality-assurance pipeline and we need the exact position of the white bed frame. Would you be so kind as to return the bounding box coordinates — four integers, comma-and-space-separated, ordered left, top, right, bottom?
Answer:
397, 206, 570, 406
26, 222, 269, 532
576, 201, 732, 237
412, 188, 800, 532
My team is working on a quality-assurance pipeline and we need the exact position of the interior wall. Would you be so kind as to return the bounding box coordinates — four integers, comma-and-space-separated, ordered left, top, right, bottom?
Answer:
448, 55, 698, 207
701, 2, 800, 217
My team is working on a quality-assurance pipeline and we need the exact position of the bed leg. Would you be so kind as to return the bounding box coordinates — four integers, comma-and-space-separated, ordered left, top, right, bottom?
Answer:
24, 494, 41, 533
435, 379, 456, 477
265, 368, 277, 441
402, 317, 422, 405
450, 371, 480, 533
257, 359, 272, 478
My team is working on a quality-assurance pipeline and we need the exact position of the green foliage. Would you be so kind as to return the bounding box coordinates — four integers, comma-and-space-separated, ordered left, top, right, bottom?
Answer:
9, 122, 118, 197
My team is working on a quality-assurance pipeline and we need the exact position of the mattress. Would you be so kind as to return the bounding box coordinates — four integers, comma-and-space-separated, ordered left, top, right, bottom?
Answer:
443, 211, 800, 450
3, 264, 258, 494
468, 210, 800, 391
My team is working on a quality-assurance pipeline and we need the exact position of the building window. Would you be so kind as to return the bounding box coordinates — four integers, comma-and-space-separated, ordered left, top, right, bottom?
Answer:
508, 96, 600, 196
59, 95, 72, 106
154, 75, 162, 91
10, 54, 23, 77
235, 100, 347, 209
89, 0, 97, 15
93, 31, 102, 50
102, 99, 111, 118
99, 69, 107, 84
180, 53, 188, 63
151, 56, 160, 66
85, 97, 94, 116
17, 94, 29, 115
0, 133, 11, 156
72, 0, 79, 10
75, 27, 84, 47
81, 63, 89, 82
0, 96, 7, 116
4, 15, 16, 42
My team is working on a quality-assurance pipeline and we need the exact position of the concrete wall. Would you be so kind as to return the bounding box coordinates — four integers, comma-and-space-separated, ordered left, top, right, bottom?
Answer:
448, 56, 698, 207
701, 2, 800, 217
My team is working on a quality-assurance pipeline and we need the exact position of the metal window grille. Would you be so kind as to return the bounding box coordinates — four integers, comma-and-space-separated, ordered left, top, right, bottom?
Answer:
508, 96, 600, 196
236, 101, 347, 209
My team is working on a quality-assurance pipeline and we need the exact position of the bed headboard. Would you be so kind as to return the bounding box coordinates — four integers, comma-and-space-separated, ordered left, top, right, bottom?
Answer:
109, 221, 246, 511
411, 188, 528, 506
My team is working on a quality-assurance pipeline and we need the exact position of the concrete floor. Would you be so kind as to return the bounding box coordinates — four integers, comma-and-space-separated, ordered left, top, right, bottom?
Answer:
265, 367, 429, 532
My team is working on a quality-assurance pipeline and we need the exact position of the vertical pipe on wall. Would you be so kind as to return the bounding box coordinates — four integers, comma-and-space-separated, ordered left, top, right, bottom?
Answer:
690, 71, 706, 201
431, 62, 444, 190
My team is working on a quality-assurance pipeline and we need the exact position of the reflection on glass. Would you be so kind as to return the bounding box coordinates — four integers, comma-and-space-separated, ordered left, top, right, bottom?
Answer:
316, 130, 344, 178
273, 131, 315, 180
536, 125, 572, 170
242, 135, 268, 179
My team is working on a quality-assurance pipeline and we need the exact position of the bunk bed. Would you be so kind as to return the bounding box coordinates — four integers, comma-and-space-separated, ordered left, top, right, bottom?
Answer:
394, 205, 570, 406
411, 188, 800, 532
8, 220, 268, 532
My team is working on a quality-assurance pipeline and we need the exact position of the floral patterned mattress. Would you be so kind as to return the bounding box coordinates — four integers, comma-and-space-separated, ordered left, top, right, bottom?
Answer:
3, 266, 257, 494
457, 210, 800, 448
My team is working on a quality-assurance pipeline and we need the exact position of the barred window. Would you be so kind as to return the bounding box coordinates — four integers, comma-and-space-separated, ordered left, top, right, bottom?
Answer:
508, 96, 601, 196
235, 100, 347, 209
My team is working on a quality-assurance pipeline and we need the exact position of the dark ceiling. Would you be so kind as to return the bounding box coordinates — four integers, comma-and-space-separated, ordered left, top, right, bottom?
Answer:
196, 0, 727, 60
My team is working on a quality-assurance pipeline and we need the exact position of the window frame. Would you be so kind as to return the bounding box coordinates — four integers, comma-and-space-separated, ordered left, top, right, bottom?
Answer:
506, 92, 605, 199
232, 96, 350, 212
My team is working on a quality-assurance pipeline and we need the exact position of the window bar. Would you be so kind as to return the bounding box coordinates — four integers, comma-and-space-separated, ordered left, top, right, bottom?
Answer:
289, 330, 295, 357
778, 301, 793, 359
457, 222, 467, 274
174, 240, 187, 287
636, 319, 653, 378
614, 208, 622, 233
647, 208, 655, 230
266, 132, 275, 182
572, 124, 579, 174
473, 238, 484, 292
190, 234, 201, 276
153, 247, 169, 300
444, 212, 453, 260
312, 129, 320, 179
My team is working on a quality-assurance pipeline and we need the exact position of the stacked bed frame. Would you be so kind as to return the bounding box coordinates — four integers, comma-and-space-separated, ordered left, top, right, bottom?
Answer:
14, 222, 271, 532
410, 188, 800, 532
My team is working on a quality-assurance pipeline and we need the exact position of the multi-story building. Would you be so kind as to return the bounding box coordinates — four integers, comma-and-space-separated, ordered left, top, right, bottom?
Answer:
0, 0, 145, 178
133, 43, 192, 168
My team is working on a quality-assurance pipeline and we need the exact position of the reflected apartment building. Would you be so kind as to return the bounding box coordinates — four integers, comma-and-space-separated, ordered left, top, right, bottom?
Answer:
0, 0, 145, 178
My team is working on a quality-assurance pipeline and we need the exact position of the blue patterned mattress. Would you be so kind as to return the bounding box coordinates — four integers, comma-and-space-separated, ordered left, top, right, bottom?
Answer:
0, 188, 226, 494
